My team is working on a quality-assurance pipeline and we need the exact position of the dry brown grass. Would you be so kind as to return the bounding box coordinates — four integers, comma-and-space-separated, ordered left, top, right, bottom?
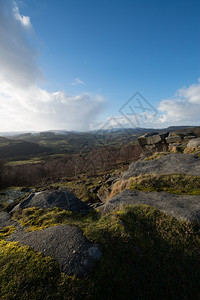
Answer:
184, 145, 200, 154
106, 173, 200, 201
106, 179, 132, 201
143, 152, 170, 161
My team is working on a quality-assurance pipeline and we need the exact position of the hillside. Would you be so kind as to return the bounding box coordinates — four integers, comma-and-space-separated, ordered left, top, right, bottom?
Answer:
0, 126, 200, 299
0, 137, 48, 159
6, 125, 197, 154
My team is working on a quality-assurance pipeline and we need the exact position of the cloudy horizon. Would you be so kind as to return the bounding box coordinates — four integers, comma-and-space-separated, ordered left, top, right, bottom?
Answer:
0, 0, 199, 132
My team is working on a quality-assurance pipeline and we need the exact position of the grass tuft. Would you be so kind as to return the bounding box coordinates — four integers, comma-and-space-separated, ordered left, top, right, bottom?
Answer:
143, 152, 170, 161
108, 174, 200, 199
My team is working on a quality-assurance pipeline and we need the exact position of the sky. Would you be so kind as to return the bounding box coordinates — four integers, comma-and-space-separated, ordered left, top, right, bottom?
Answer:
0, 0, 199, 132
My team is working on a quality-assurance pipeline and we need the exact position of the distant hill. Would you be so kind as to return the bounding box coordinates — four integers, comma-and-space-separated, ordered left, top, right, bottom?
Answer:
1, 126, 199, 159
0, 137, 48, 159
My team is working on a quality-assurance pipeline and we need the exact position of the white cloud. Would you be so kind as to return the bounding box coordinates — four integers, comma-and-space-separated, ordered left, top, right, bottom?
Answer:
13, 5, 32, 28
0, 80, 105, 131
158, 79, 200, 125
101, 80, 200, 130
72, 77, 85, 86
0, 1, 105, 132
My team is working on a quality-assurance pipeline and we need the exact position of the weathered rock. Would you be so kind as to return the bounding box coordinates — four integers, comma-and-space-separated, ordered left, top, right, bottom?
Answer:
165, 136, 182, 144
99, 189, 200, 222
138, 132, 169, 156
11, 190, 91, 214
123, 153, 200, 178
138, 132, 163, 146
187, 138, 200, 148
0, 212, 18, 229
7, 224, 102, 277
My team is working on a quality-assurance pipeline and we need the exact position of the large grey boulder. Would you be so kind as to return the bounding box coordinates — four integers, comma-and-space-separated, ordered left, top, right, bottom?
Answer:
7, 224, 102, 277
187, 138, 200, 148
138, 132, 168, 146
123, 154, 200, 178
99, 189, 200, 222
11, 190, 91, 214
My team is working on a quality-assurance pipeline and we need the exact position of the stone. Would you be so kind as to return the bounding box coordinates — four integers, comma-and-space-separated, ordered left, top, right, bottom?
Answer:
11, 189, 91, 214
165, 136, 182, 144
0, 211, 18, 229
187, 138, 200, 148
122, 153, 200, 179
138, 132, 162, 146
7, 224, 102, 277
99, 189, 200, 222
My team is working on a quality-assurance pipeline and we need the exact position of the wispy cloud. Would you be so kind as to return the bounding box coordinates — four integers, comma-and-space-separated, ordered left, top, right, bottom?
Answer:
0, 1, 104, 132
72, 77, 85, 86
158, 79, 200, 125
13, 5, 32, 28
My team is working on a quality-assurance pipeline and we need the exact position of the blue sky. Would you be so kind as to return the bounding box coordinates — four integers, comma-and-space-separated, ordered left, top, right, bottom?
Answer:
0, 0, 199, 131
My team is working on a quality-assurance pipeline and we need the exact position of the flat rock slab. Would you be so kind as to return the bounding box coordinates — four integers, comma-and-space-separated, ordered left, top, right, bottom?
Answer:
99, 190, 200, 222
11, 190, 91, 214
123, 154, 200, 179
7, 224, 102, 277
0, 212, 18, 229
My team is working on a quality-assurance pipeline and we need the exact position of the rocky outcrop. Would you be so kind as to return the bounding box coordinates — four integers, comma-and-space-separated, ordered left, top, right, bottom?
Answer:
137, 132, 169, 155
7, 224, 102, 277
99, 189, 200, 222
122, 153, 200, 178
138, 132, 168, 145
138, 131, 197, 155
11, 189, 91, 214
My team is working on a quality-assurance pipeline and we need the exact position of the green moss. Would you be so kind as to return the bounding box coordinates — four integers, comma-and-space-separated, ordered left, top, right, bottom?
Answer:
0, 240, 61, 300
3, 205, 200, 298
129, 174, 200, 195
0, 226, 16, 240
13, 207, 98, 231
